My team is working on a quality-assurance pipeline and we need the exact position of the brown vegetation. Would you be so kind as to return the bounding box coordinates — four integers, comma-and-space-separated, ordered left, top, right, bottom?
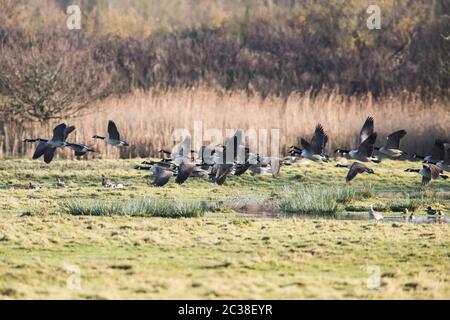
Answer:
5, 88, 448, 159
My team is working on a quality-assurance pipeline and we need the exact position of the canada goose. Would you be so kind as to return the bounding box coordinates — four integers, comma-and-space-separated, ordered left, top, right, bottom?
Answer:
412, 139, 446, 162
377, 129, 407, 158
427, 143, 450, 172
346, 162, 375, 182
334, 150, 349, 166
175, 162, 195, 184
32, 123, 75, 163
300, 124, 329, 162
149, 166, 174, 187
93, 120, 129, 147
335, 117, 380, 163
404, 163, 449, 185
368, 204, 383, 221
65, 142, 95, 156
213, 163, 234, 185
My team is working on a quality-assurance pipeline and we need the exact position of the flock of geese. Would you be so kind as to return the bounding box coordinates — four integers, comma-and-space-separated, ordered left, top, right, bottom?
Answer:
24, 118, 449, 189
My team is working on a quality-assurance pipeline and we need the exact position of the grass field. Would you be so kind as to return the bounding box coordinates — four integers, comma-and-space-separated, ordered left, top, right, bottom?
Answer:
0, 159, 449, 299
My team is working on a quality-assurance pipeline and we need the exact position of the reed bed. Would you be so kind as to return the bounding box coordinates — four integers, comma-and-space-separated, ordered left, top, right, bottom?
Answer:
2, 87, 449, 159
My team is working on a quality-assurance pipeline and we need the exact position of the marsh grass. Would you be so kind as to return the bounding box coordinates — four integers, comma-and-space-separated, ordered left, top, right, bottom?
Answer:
6, 88, 449, 159
277, 186, 372, 216
64, 198, 205, 217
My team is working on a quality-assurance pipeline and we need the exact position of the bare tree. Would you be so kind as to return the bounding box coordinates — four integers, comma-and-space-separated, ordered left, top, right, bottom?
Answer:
0, 39, 112, 124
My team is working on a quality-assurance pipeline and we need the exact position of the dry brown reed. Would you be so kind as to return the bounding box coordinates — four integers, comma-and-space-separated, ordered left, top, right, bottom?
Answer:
3, 87, 448, 159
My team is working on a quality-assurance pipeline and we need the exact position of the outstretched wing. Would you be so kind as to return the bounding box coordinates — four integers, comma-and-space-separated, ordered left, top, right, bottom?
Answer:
431, 139, 446, 161
427, 164, 442, 179
310, 124, 328, 154
108, 120, 120, 140
51, 123, 67, 142
32, 142, 50, 159
444, 143, 450, 164
63, 126, 76, 141
385, 129, 407, 150
175, 162, 194, 184
153, 169, 172, 187
300, 138, 311, 150
43, 147, 56, 164
346, 162, 366, 182
357, 132, 377, 156
358, 117, 374, 146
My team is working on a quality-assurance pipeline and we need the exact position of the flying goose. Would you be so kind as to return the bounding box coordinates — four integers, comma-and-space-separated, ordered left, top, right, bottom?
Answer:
149, 166, 174, 187
32, 123, 75, 163
437, 143, 450, 172
412, 139, 446, 162
404, 163, 449, 185
65, 142, 95, 156
377, 129, 407, 158
175, 161, 195, 184
300, 124, 329, 162
335, 117, 380, 163
368, 204, 383, 221
425, 143, 450, 172
346, 162, 375, 182
93, 120, 129, 147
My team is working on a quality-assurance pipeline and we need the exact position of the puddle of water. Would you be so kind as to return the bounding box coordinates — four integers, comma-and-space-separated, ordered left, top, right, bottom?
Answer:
231, 211, 450, 224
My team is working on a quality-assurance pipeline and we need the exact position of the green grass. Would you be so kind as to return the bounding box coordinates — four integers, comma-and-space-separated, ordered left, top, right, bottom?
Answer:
278, 186, 375, 217
0, 159, 448, 299
64, 198, 205, 217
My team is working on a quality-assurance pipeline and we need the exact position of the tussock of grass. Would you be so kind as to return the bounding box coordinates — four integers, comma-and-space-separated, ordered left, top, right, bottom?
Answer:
278, 186, 373, 216
64, 198, 205, 218
387, 198, 422, 212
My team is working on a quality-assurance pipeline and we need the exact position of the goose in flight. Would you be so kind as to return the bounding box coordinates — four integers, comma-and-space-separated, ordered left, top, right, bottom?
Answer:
335, 117, 380, 163
377, 129, 407, 158
93, 120, 129, 147
404, 163, 448, 185
412, 139, 446, 162
32, 123, 75, 163
300, 124, 329, 162
65, 142, 95, 156
424, 143, 450, 172
346, 162, 375, 182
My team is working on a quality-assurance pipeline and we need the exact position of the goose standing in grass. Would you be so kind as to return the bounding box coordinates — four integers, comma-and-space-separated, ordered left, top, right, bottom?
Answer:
377, 129, 408, 158
93, 120, 129, 147
346, 162, 375, 182
32, 123, 75, 163
335, 117, 380, 163
368, 204, 384, 221
300, 124, 329, 162
404, 163, 449, 185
